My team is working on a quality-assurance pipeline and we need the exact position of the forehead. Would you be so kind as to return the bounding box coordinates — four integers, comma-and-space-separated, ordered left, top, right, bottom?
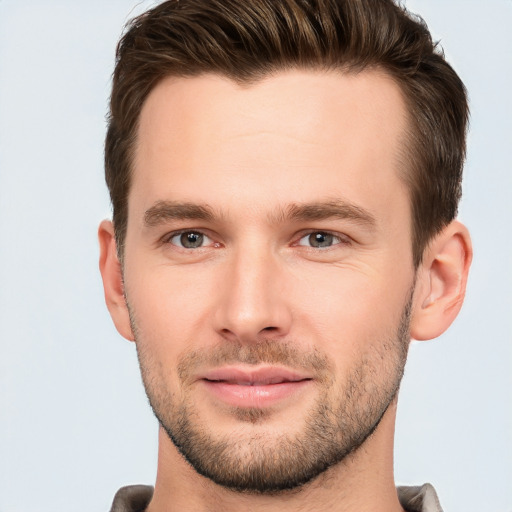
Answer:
131, 69, 409, 226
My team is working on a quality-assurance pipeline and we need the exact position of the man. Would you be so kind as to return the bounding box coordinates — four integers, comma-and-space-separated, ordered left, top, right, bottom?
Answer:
98, 0, 472, 510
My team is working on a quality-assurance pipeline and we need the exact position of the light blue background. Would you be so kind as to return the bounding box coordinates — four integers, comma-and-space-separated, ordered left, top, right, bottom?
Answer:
0, 1, 511, 511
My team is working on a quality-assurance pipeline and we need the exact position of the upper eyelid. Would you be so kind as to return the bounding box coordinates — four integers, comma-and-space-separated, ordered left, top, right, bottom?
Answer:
294, 229, 351, 243
161, 228, 212, 242
159, 228, 351, 246
163, 230, 217, 251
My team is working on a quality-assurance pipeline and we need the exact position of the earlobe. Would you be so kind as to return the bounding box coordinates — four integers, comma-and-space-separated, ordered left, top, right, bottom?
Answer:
98, 220, 135, 341
410, 220, 472, 341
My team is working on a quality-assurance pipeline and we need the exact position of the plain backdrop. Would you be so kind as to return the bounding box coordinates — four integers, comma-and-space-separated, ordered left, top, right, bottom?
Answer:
0, 1, 511, 511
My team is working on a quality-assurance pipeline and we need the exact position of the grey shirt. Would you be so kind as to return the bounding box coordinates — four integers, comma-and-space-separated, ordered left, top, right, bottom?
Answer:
110, 482, 443, 511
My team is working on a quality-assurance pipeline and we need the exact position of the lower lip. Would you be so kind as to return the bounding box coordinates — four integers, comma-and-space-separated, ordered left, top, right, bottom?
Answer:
201, 380, 311, 408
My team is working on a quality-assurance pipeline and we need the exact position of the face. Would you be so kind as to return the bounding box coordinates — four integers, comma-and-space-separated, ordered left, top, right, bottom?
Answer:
123, 70, 416, 492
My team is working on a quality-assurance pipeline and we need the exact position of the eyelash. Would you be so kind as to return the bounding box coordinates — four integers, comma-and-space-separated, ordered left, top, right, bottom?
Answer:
162, 229, 351, 250
294, 230, 351, 249
163, 230, 217, 249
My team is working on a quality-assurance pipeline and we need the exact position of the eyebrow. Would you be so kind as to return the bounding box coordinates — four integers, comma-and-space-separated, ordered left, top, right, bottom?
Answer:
143, 200, 215, 227
279, 200, 377, 229
143, 199, 376, 229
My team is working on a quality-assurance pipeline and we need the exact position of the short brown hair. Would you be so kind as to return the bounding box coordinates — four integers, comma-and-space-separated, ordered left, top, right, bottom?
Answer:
105, 0, 469, 267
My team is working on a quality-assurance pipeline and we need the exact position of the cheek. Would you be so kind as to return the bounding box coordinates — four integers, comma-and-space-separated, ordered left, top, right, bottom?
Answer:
289, 262, 412, 355
123, 258, 217, 353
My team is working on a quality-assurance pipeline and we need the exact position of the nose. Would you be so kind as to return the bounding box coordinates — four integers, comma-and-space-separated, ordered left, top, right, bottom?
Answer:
213, 244, 292, 343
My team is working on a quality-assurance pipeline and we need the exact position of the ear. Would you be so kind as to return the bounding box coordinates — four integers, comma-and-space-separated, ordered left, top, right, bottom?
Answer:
410, 220, 472, 341
98, 220, 135, 341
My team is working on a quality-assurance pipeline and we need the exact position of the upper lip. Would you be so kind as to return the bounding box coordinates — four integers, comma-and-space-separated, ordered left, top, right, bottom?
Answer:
200, 366, 312, 385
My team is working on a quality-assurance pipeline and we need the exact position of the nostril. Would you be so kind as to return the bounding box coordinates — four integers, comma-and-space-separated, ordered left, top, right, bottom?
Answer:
262, 326, 278, 332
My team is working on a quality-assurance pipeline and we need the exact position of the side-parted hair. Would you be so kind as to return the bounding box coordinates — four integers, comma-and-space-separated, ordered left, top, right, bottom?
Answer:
105, 0, 469, 267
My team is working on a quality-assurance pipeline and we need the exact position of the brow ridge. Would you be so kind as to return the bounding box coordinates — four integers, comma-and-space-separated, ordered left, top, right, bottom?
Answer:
143, 199, 376, 229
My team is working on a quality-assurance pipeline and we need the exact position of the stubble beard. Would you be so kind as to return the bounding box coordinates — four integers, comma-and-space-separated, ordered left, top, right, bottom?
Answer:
130, 295, 412, 495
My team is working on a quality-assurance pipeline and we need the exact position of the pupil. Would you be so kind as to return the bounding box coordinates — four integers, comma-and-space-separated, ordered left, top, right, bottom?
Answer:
181, 232, 203, 248
310, 232, 332, 247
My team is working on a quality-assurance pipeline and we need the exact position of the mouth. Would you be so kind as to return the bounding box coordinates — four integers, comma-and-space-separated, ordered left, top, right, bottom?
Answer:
199, 366, 313, 408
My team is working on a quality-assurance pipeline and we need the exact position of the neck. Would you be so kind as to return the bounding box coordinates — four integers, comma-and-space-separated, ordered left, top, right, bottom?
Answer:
146, 399, 404, 512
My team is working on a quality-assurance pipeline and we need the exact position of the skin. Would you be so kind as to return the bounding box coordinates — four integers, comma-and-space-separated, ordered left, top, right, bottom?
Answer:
99, 70, 472, 512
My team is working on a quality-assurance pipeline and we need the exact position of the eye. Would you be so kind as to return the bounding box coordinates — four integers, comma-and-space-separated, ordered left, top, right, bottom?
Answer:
168, 231, 212, 249
297, 231, 344, 248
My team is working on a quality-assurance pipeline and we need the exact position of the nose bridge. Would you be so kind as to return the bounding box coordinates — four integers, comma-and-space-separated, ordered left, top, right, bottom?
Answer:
215, 238, 291, 341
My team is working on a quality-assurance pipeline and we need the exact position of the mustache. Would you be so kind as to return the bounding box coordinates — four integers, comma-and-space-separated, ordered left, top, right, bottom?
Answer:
177, 340, 334, 384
